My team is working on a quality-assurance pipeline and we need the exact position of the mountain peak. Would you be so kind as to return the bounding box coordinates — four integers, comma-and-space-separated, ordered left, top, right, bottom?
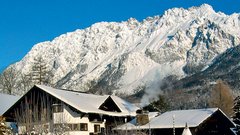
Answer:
198, 4, 213, 10
190, 4, 213, 11
189, 4, 215, 16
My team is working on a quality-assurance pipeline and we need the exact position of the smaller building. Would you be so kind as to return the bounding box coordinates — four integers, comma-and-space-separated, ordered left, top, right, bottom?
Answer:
114, 108, 235, 135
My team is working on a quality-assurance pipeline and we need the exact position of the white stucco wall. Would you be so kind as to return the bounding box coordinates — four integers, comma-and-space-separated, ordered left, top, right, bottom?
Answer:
53, 105, 105, 135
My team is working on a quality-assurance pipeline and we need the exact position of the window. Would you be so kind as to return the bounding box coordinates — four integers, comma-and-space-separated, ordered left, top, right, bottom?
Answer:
94, 125, 100, 133
54, 123, 88, 131
72, 124, 79, 131
68, 124, 83, 131
54, 123, 70, 131
52, 104, 63, 113
69, 124, 73, 130
68, 124, 79, 131
80, 123, 88, 131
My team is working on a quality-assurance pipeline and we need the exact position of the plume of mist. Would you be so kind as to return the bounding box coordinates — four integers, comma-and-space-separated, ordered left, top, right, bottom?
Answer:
139, 60, 185, 107
140, 70, 166, 107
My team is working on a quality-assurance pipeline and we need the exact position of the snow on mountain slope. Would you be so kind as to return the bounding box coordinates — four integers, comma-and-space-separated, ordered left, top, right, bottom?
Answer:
9, 4, 240, 97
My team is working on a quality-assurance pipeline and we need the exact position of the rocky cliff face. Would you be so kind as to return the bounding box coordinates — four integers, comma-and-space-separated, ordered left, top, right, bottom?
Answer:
6, 4, 240, 102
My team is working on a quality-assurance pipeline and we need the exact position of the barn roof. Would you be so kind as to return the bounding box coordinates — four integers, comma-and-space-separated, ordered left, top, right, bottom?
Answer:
0, 93, 19, 115
114, 108, 233, 130
4, 85, 138, 117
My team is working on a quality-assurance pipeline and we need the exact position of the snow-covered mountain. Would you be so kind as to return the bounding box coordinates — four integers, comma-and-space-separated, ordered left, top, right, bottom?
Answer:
8, 4, 240, 100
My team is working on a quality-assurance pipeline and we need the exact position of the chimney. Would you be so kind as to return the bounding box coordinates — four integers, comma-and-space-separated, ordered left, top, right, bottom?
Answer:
136, 109, 149, 126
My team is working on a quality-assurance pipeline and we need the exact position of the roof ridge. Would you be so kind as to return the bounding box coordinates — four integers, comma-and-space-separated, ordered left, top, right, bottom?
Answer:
36, 84, 112, 97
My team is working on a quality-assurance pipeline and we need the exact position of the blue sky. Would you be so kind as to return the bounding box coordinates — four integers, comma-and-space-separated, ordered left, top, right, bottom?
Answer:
0, 0, 239, 72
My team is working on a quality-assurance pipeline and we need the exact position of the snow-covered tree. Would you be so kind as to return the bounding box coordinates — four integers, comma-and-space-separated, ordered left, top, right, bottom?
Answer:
0, 66, 34, 95
0, 67, 18, 95
31, 56, 53, 86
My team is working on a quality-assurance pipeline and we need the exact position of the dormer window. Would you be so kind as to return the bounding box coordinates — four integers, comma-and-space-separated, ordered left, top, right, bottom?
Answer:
52, 104, 63, 113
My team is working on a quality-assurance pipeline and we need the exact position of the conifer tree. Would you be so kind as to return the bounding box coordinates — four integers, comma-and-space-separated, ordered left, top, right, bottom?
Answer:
31, 56, 53, 85
208, 79, 234, 117
143, 95, 169, 112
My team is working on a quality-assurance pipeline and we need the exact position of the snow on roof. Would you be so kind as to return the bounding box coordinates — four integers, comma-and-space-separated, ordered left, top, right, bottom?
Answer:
146, 108, 219, 129
113, 112, 159, 130
114, 108, 219, 130
36, 85, 138, 116
110, 96, 139, 114
0, 93, 20, 115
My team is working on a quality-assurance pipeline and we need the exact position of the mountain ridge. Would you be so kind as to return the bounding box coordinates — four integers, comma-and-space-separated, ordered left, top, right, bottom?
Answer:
2, 4, 240, 106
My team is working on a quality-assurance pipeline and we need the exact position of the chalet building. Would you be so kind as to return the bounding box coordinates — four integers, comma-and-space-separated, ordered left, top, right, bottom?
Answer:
3, 85, 139, 135
114, 108, 235, 135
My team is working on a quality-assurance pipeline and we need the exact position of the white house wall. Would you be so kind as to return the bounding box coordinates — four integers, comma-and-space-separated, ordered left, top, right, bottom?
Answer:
53, 104, 105, 135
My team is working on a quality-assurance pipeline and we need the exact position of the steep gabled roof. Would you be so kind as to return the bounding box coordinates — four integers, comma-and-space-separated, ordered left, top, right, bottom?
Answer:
36, 85, 107, 113
37, 85, 138, 116
0, 93, 19, 115
4, 85, 138, 117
